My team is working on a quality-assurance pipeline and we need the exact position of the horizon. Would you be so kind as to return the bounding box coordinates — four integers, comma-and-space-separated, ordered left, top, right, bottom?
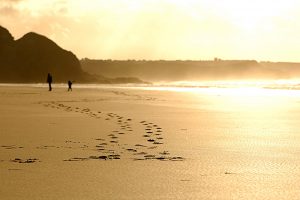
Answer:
1, 0, 300, 62
80, 58, 300, 63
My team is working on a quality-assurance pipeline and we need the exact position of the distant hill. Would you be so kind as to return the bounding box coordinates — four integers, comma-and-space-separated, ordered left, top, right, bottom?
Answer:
0, 26, 144, 84
3, 25, 298, 83
81, 59, 300, 81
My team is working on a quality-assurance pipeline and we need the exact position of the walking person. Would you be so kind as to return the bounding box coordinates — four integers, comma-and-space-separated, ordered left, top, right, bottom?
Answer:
47, 73, 53, 91
68, 80, 72, 91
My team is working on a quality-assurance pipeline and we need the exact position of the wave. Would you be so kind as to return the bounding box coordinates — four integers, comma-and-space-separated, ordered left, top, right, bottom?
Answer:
2, 79, 300, 91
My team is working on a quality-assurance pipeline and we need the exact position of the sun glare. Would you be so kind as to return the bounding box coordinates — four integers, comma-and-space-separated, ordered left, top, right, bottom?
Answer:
165, 0, 293, 34
2, 0, 300, 60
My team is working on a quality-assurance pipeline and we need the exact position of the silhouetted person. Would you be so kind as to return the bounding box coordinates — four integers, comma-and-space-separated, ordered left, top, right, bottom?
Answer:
47, 73, 52, 91
68, 80, 72, 91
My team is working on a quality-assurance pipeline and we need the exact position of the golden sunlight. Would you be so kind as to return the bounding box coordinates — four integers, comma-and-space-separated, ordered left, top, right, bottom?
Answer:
3, 1, 300, 199
1, 0, 300, 60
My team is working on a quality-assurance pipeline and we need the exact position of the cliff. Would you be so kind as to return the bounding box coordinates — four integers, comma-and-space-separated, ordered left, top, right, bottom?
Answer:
0, 26, 144, 83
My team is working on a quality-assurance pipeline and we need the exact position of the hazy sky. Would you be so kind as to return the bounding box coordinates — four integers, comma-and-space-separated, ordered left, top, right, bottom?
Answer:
1, 0, 300, 61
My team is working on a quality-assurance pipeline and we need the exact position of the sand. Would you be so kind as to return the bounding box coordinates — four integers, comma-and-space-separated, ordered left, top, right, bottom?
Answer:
1, 84, 300, 199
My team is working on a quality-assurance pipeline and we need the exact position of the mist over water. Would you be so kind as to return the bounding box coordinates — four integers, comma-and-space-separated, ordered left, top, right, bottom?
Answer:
153, 79, 300, 90
2, 79, 300, 91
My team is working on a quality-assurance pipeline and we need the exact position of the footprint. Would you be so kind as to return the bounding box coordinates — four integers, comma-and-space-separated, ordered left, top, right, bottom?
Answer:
159, 151, 170, 155
144, 155, 156, 159
90, 154, 120, 160
11, 158, 39, 164
63, 157, 88, 162
153, 141, 163, 145
126, 148, 137, 152
169, 157, 184, 161
155, 157, 167, 161
134, 152, 147, 155
95, 138, 105, 141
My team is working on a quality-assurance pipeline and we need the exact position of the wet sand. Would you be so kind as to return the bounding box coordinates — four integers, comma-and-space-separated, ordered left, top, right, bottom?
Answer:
1, 85, 300, 199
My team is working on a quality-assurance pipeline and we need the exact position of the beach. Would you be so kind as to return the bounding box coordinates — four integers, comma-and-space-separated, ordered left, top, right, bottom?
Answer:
1, 84, 300, 199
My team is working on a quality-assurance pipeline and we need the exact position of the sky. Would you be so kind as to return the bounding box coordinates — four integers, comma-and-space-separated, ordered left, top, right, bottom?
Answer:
1, 0, 300, 61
